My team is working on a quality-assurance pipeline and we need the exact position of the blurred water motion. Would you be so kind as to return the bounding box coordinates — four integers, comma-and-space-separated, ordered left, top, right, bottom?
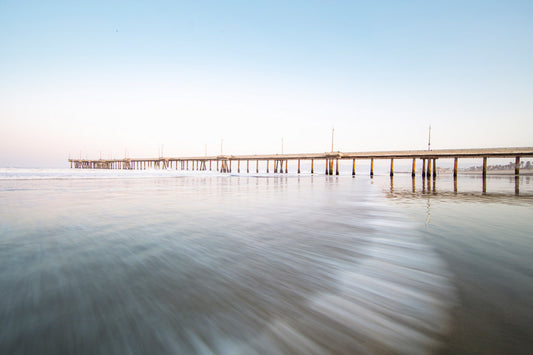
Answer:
4, 172, 533, 354
0, 174, 460, 354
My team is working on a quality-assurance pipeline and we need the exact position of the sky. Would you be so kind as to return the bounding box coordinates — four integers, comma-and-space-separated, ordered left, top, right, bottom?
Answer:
1, 0, 532, 167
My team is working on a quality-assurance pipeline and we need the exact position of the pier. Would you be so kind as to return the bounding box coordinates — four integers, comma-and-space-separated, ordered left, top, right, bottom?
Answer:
70, 147, 533, 177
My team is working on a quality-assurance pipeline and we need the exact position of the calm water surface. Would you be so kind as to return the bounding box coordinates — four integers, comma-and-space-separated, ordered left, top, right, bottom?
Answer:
0, 169, 532, 354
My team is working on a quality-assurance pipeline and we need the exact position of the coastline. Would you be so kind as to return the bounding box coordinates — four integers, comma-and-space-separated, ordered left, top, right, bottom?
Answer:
392, 170, 533, 176
456, 170, 533, 176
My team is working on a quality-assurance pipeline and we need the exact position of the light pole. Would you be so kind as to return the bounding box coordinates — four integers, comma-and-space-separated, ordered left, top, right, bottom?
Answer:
331, 127, 335, 152
428, 125, 431, 151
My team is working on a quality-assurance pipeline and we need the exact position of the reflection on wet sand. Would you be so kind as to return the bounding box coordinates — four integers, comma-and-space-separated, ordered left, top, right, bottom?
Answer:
385, 174, 531, 201
374, 173, 533, 354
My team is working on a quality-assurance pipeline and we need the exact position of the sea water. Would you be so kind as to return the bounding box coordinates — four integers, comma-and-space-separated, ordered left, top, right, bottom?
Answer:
0, 168, 532, 354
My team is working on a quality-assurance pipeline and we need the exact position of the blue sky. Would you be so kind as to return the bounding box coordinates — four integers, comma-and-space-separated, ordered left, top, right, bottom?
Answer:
1, 0, 532, 167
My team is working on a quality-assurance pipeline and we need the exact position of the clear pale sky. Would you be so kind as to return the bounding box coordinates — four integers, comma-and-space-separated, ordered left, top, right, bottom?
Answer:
1, 1, 532, 167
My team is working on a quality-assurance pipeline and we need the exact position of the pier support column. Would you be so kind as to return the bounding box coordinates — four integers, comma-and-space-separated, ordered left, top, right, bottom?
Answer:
422, 159, 426, 178
426, 159, 431, 178
482, 157, 487, 177
238, 160, 240, 173
433, 159, 437, 178
411, 158, 416, 177
370, 158, 374, 177
336, 159, 339, 175
298, 160, 300, 174
390, 158, 394, 177
515, 156, 520, 175
256, 160, 259, 173
311, 159, 314, 174
285, 160, 288, 174
325, 159, 329, 175
247, 160, 249, 173
453, 158, 458, 178
352, 158, 356, 176
267, 160, 269, 173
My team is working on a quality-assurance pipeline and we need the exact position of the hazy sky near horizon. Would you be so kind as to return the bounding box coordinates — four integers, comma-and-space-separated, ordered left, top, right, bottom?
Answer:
1, 0, 532, 167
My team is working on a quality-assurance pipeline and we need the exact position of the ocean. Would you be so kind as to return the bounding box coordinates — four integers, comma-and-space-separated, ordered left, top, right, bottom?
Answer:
0, 168, 532, 354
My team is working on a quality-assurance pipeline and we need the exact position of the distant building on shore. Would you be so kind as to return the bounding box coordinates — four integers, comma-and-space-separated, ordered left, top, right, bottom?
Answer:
462, 160, 532, 172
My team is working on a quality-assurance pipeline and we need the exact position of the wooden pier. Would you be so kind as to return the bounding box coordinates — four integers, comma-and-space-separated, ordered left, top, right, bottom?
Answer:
69, 147, 533, 177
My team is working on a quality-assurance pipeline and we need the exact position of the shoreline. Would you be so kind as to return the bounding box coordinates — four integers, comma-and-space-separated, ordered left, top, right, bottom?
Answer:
455, 170, 533, 176
392, 170, 533, 176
